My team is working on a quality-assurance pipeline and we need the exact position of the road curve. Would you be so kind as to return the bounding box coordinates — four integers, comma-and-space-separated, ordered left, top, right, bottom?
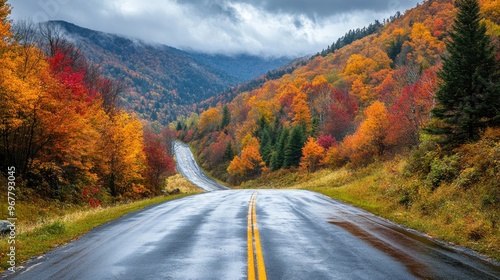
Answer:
173, 141, 229, 191
5, 144, 500, 279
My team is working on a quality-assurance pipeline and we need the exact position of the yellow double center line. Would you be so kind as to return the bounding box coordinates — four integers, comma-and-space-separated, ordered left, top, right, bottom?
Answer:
248, 191, 267, 280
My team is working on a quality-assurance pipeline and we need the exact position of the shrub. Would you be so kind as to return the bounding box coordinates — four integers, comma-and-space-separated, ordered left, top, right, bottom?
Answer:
454, 167, 479, 189
404, 140, 440, 177
43, 221, 66, 235
426, 155, 459, 189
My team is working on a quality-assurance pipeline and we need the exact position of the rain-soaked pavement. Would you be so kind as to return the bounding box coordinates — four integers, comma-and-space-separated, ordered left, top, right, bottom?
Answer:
6, 143, 500, 279
174, 141, 229, 191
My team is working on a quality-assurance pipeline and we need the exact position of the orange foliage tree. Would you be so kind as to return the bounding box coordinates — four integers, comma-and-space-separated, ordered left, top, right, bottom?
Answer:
99, 111, 146, 198
291, 90, 312, 131
300, 137, 325, 172
227, 137, 265, 179
0, 9, 154, 203
0, 1, 10, 47
342, 101, 390, 166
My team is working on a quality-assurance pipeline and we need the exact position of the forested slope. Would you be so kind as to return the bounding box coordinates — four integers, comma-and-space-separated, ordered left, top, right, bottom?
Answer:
178, 0, 500, 259
180, 0, 499, 184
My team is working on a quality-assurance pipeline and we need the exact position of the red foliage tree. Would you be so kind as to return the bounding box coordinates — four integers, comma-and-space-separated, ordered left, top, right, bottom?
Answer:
323, 89, 359, 140
143, 129, 176, 193
317, 135, 337, 150
385, 68, 436, 147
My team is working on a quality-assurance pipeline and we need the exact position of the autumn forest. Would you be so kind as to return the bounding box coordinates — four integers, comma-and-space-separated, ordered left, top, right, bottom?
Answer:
0, 1, 176, 205
180, 0, 500, 183
1, 0, 500, 262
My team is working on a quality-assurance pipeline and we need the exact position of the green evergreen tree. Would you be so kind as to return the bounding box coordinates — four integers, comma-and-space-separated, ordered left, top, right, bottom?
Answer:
311, 116, 320, 137
256, 116, 274, 165
176, 121, 183, 131
270, 127, 289, 171
429, 0, 500, 145
284, 126, 305, 168
223, 141, 235, 162
221, 105, 231, 128
259, 129, 273, 166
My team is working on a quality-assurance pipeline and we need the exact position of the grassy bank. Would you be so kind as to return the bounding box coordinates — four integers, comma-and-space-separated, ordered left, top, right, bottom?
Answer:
0, 175, 200, 271
241, 159, 500, 262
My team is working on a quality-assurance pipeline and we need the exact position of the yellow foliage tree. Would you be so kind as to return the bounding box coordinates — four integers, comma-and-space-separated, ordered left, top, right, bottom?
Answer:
344, 54, 378, 78
198, 107, 222, 133
312, 75, 328, 87
480, 0, 500, 23
350, 77, 371, 105
0, 1, 11, 48
344, 54, 388, 106
99, 111, 146, 197
405, 23, 443, 68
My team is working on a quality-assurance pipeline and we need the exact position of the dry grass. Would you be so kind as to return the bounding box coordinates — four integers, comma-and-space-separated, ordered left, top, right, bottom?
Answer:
165, 174, 204, 194
17, 207, 107, 236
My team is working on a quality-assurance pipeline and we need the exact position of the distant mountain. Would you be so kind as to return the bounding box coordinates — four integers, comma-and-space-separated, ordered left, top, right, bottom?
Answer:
50, 21, 292, 123
198, 56, 310, 110
190, 52, 293, 82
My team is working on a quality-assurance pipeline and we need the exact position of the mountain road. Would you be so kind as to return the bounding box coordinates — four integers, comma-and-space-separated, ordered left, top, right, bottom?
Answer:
6, 142, 500, 279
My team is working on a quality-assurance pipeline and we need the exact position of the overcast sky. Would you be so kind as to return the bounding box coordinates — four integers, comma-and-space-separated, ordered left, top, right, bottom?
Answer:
8, 0, 421, 57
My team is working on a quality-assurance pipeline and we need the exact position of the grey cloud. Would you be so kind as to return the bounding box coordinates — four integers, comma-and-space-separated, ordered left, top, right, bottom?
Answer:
177, 0, 419, 19
249, 0, 414, 16
293, 18, 304, 29
8, 0, 421, 56
171, 0, 241, 23
205, 1, 240, 22
9, 0, 104, 23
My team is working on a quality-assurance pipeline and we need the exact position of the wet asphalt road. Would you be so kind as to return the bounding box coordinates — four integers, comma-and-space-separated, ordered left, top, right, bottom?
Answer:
174, 141, 229, 191
6, 143, 500, 279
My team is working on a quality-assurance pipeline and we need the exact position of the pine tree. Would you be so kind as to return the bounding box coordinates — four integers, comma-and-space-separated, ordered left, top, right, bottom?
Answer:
270, 127, 289, 171
221, 105, 231, 128
259, 129, 273, 166
176, 121, 183, 131
284, 126, 306, 168
429, 0, 500, 145
223, 141, 235, 162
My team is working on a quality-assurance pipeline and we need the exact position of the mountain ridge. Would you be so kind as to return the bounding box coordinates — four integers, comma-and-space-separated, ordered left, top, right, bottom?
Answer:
49, 20, 293, 123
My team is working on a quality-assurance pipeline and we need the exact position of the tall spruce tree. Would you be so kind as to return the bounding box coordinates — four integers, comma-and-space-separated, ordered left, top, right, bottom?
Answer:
221, 105, 231, 128
270, 127, 289, 171
259, 129, 273, 165
429, 0, 500, 145
284, 126, 306, 168
223, 141, 235, 162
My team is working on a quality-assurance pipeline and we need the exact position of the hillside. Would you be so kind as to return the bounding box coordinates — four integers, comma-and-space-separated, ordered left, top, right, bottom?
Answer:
182, 0, 500, 181
179, 0, 500, 260
50, 20, 291, 123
